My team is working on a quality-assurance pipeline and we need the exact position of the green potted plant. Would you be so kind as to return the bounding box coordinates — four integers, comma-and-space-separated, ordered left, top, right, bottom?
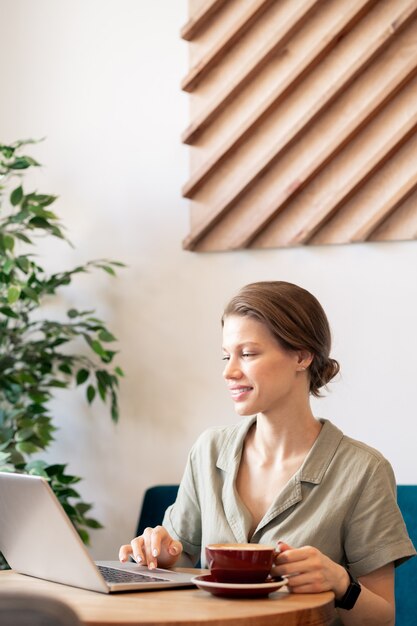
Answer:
0, 139, 124, 568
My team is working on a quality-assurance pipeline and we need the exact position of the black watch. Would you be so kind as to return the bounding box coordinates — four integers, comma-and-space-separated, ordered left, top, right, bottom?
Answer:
335, 569, 362, 610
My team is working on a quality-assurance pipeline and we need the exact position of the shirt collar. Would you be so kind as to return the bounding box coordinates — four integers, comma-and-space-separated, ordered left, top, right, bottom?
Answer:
298, 418, 344, 484
216, 416, 344, 486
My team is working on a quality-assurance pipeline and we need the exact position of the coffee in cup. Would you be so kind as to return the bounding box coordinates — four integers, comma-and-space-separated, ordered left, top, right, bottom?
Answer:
205, 543, 275, 584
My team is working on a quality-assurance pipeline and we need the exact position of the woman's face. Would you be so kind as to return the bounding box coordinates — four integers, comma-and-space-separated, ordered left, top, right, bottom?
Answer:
222, 314, 307, 417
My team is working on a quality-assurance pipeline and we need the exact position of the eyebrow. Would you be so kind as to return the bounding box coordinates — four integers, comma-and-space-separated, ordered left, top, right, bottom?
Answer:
222, 342, 262, 351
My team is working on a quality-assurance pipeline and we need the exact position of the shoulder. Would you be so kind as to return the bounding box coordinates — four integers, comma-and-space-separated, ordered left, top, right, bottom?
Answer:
191, 418, 246, 451
324, 419, 396, 486
189, 416, 254, 464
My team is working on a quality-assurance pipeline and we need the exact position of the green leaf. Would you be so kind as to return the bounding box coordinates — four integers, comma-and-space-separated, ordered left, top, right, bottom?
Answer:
28, 466, 49, 478
32, 194, 57, 207
10, 185, 23, 206
25, 459, 48, 472
22, 286, 39, 302
0, 451, 11, 464
98, 265, 116, 276
86, 385, 96, 404
16, 256, 30, 273
0, 306, 19, 319
77, 528, 90, 544
15, 427, 36, 442
13, 232, 32, 244
0, 145, 14, 158
58, 363, 72, 375
2, 259, 14, 275
46, 463, 67, 477
10, 155, 39, 169
49, 380, 68, 388
97, 382, 106, 401
16, 441, 40, 454
75, 502, 92, 515
111, 401, 119, 423
115, 366, 125, 377
84, 518, 103, 529
56, 487, 80, 499
28, 391, 49, 403
90, 339, 106, 358
98, 330, 116, 342
7, 285, 21, 304
67, 308, 79, 318
4, 235, 14, 251
29, 216, 51, 229
76, 369, 89, 385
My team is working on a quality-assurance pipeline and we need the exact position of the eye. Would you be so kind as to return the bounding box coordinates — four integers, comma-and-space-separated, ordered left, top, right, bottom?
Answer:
222, 355, 230, 361
242, 352, 255, 358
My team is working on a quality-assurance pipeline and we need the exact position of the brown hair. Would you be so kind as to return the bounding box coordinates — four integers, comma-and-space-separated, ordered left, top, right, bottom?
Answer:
222, 281, 340, 397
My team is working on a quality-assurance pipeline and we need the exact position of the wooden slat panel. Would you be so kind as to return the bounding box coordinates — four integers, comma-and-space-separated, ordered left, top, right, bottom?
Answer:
181, 0, 417, 251
183, 4, 417, 250
251, 73, 417, 250
181, 0, 276, 92
181, 0, 322, 144
182, 0, 390, 198
181, 0, 229, 41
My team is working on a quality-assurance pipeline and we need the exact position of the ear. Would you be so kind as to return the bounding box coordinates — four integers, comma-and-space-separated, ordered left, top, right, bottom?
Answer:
296, 350, 314, 371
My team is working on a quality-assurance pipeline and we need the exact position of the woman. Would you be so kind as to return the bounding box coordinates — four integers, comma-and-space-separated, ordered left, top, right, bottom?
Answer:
120, 281, 415, 626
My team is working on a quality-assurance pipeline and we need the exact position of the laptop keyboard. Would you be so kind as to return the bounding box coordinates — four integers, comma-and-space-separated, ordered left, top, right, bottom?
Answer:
98, 565, 170, 584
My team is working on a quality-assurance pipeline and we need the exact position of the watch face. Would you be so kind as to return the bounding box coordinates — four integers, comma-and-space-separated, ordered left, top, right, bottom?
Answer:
335, 571, 362, 610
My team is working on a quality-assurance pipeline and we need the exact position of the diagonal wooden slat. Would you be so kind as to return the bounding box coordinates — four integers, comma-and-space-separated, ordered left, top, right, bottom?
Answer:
183, 3, 417, 250
307, 131, 417, 245
295, 113, 417, 245
181, 0, 276, 92
181, 0, 322, 144
180, 0, 229, 41
181, 0, 408, 200
369, 187, 417, 241
354, 173, 417, 242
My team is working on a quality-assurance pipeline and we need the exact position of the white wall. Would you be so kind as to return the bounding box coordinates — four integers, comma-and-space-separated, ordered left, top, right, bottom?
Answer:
1, 0, 416, 559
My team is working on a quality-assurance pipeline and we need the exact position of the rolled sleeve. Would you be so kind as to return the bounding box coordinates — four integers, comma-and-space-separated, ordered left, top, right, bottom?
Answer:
162, 446, 202, 563
344, 459, 415, 577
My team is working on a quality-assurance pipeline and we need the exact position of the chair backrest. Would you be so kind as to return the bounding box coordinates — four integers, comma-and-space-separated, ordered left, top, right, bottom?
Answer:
136, 485, 179, 536
395, 485, 417, 626
0, 593, 82, 626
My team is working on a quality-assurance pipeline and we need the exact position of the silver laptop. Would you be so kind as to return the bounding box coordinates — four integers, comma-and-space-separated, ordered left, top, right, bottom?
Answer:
0, 472, 195, 593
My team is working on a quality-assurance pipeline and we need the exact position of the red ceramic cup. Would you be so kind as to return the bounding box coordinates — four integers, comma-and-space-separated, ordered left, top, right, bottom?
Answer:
205, 543, 275, 584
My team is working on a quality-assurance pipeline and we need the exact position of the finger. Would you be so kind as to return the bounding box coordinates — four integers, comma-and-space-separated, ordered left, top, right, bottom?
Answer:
119, 544, 133, 563
150, 526, 165, 563
143, 527, 156, 569
131, 536, 146, 564
285, 573, 328, 594
168, 539, 183, 557
276, 541, 293, 553
272, 562, 303, 578
275, 546, 313, 567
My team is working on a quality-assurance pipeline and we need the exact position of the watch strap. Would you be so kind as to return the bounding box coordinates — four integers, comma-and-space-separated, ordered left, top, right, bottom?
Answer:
335, 569, 362, 610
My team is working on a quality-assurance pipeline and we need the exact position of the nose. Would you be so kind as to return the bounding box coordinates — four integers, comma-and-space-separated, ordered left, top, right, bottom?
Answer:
222, 357, 242, 380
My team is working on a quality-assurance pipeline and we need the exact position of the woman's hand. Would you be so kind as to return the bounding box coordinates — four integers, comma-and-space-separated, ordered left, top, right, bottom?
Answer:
119, 526, 183, 570
272, 541, 349, 598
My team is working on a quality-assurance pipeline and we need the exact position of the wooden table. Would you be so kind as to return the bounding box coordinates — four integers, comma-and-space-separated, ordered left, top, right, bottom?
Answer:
0, 570, 336, 626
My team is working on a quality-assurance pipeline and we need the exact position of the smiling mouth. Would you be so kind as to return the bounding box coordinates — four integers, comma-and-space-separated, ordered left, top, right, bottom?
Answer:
229, 387, 253, 398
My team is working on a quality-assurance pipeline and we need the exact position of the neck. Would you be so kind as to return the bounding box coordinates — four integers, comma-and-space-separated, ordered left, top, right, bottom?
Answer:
250, 402, 321, 464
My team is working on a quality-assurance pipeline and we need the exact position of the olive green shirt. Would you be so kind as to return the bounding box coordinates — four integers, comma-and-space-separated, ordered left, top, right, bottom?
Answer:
163, 416, 415, 576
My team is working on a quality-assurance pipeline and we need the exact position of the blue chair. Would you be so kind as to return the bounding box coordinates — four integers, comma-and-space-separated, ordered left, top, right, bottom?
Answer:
136, 485, 179, 536
395, 485, 417, 626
